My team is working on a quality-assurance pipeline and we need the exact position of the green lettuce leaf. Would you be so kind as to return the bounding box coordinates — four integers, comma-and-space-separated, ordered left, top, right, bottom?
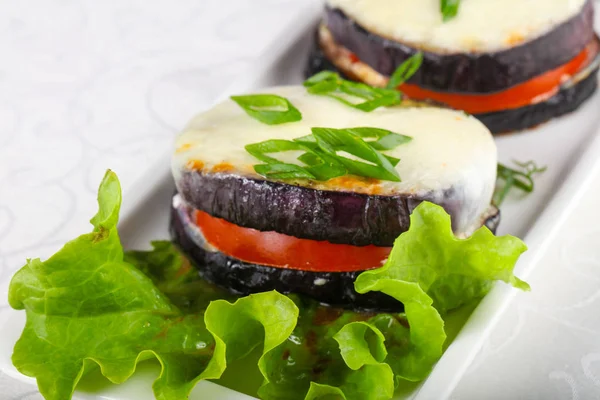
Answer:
355, 201, 529, 380
334, 322, 387, 370
8, 171, 529, 400
9, 171, 219, 400
7, 171, 296, 400
256, 295, 397, 400
124, 240, 236, 312
304, 364, 394, 400
130, 251, 401, 400
126, 243, 400, 400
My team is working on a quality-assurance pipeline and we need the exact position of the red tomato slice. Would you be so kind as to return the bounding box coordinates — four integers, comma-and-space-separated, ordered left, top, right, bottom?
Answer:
400, 40, 597, 114
195, 210, 392, 272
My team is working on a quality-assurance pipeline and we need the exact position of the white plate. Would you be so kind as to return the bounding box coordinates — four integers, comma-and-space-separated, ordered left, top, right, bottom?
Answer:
1, 3, 600, 399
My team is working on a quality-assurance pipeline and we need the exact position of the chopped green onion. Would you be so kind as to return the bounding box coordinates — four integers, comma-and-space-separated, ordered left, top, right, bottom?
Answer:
386, 52, 424, 89
383, 154, 401, 167
305, 55, 425, 111
303, 71, 339, 87
305, 163, 348, 181
246, 138, 347, 181
231, 94, 302, 125
344, 127, 412, 150
293, 134, 318, 144
304, 72, 402, 112
311, 127, 401, 182
303, 71, 341, 94
441, 0, 460, 22
297, 152, 321, 166
253, 163, 316, 180
245, 140, 305, 164
245, 127, 412, 182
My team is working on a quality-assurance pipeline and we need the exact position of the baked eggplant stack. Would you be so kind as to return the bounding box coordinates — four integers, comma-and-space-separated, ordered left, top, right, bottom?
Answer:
8, 75, 532, 400
170, 85, 500, 311
306, 0, 600, 133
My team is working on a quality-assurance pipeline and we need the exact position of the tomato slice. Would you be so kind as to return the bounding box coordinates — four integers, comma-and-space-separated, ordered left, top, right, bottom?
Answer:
195, 210, 392, 272
400, 40, 597, 114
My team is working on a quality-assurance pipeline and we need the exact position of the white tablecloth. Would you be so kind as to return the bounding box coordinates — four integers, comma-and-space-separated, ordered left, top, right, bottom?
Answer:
1, 1, 599, 399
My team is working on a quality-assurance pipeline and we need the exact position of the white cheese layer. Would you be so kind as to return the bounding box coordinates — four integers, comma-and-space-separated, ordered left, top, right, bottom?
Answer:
326, 0, 587, 53
172, 85, 497, 235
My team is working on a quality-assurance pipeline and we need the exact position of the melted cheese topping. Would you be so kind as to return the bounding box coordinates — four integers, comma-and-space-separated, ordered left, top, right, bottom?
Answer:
326, 0, 587, 53
172, 86, 497, 235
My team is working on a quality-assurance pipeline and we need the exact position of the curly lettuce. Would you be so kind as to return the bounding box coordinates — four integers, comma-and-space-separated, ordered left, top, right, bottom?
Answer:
355, 202, 529, 380
8, 171, 529, 400
8, 171, 297, 400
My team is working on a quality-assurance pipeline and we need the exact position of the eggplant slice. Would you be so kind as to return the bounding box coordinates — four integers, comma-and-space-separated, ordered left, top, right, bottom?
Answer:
170, 196, 403, 311
478, 68, 599, 134
177, 171, 500, 247
323, 0, 595, 93
171, 194, 500, 311
305, 33, 600, 134
171, 203, 401, 312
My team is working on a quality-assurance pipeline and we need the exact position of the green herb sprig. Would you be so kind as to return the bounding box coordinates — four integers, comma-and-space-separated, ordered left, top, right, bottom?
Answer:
441, 0, 460, 22
231, 94, 302, 125
245, 127, 412, 182
494, 160, 547, 206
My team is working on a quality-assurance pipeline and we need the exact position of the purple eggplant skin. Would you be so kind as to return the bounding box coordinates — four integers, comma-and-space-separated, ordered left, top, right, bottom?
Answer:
169, 201, 404, 312
324, 0, 595, 93
176, 172, 500, 247
484, 207, 501, 233
305, 38, 599, 134
177, 172, 408, 247
305, 28, 342, 79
